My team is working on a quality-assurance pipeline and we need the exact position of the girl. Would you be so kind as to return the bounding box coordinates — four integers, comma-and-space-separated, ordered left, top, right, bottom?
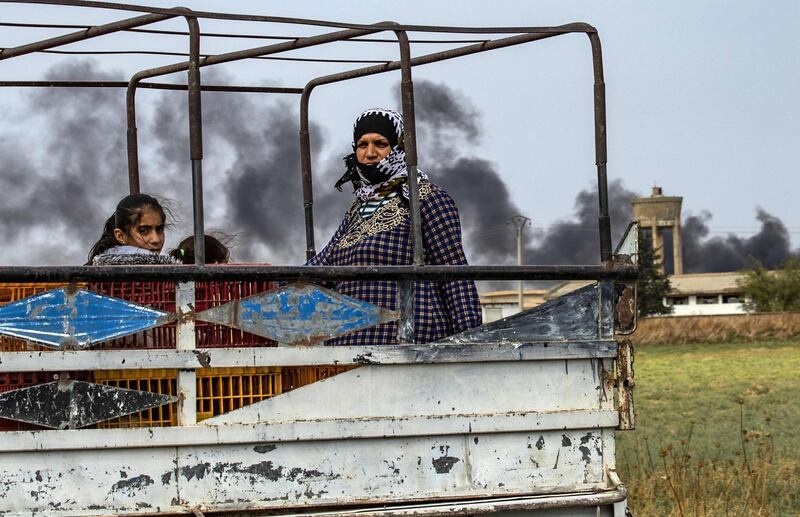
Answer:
87, 193, 179, 265
168, 233, 232, 264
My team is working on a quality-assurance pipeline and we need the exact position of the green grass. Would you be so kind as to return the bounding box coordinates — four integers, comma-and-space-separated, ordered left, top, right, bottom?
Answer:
617, 340, 800, 515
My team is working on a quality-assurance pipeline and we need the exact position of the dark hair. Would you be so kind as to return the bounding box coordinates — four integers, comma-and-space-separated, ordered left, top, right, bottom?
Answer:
169, 234, 231, 264
87, 193, 167, 264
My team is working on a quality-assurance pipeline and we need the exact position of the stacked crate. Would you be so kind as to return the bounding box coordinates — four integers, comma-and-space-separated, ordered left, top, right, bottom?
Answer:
196, 367, 283, 421
0, 281, 359, 429
0, 282, 85, 352
93, 367, 283, 427
88, 280, 278, 349
281, 365, 360, 392
87, 279, 283, 426
0, 371, 93, 431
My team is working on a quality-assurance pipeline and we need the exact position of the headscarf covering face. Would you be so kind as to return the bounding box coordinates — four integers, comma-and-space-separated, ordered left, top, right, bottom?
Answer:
335, 108, 426, 203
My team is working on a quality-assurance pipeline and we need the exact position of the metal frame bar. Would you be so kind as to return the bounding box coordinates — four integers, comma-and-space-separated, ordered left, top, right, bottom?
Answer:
0, 80, 304, 93
0, 341, 618, 372
298, 29, 574, 259
0, 410, 621, 451
1, 1, 614, 265
0, 21, 507, 44
0, 264, 637, 282
0, 9, 175, 60
2, 0, 607, 34
199, 490, 629, 517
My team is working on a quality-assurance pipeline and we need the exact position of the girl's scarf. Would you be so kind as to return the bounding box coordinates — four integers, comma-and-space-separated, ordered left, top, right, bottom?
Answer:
92, 245, 181, 266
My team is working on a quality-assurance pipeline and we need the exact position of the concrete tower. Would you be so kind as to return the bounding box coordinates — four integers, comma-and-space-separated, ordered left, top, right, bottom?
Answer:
631, 186, 683, 274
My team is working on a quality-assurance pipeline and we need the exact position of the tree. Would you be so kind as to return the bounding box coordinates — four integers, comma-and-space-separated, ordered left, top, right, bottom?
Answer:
738, 257, 800, 312
637, 231, 673, 316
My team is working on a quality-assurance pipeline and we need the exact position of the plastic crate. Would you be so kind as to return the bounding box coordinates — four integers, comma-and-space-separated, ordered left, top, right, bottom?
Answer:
0, 282, 86, 304
93, 369, 178, 428
0, 371, 92, 431
0, 366, 355, 430
94, 367, 282, 427
88, 282, 177, 350
0, 282, 86, 352
88, 280, 278, 349
195, 280, 277, 349
281, 365, 360, 392
196, 367, 282, 421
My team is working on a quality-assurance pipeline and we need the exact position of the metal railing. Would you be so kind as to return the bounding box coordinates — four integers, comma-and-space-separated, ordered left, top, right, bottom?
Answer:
0, 0, 627, 342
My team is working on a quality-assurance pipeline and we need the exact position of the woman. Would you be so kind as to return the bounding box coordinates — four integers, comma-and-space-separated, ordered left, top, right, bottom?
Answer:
308, 108, 481, 345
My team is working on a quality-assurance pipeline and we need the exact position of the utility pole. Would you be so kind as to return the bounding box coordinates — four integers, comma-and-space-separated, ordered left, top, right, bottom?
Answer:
508, 215, 531, 311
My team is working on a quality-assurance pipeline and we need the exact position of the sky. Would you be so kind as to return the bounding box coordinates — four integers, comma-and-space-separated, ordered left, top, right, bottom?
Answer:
0, 0, 798, 271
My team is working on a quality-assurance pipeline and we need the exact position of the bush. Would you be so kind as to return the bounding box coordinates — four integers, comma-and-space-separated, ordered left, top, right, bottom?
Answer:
738, 258, 800, 312
637, 231, 673, 317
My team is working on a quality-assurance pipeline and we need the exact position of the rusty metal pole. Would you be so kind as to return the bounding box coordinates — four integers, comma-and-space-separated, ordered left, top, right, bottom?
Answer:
185, 15, 205, 265
394, 28, 421, 344
588, 32, 612, 263
0, 12, 174, 61
125, 81, 141, 194
509, 215, 530, 311
297, 30, 570, 262
298, 88, 317, 260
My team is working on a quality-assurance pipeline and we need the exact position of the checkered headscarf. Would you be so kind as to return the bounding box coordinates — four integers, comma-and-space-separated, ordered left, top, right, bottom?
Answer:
335, 108, 427, 202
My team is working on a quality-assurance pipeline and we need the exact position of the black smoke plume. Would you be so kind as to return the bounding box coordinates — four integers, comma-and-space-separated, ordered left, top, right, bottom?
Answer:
524, 180, 639, 265
0, 60, 128, 264
0, 60, 341, 265
141, 70, 345, 264
411, 80, 637, 267
2, 62, 797, 275
410, 80, 524, 264
682, 208, 795, 272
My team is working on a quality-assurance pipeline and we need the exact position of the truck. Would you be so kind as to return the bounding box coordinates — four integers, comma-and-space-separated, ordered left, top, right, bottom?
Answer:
0, 2, 639, 515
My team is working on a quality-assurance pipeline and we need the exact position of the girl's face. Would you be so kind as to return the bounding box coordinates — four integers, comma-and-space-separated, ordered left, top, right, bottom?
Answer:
114, 209, 165, 252
355, 133, 392, 165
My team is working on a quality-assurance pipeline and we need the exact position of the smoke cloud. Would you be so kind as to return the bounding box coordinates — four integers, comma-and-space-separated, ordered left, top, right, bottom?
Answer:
0, 63, 796, 275
523, 180, 639, 265
412, 80, 637, 266
0, 60, 128, 264
0, 60, 344, 265
682, 208, 795, 272
128, 69, 347, 264
410, 80, 524, 264
149, 87, 321, 263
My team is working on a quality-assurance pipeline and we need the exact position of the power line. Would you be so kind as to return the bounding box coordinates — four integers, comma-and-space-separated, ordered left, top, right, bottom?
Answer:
0, 21, 493, 43
0, 46, 392, 64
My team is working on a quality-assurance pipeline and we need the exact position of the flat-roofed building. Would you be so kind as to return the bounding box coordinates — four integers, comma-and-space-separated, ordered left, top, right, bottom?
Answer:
664, 272, 746, 315
543, 272, 749, 316
479, 289, 547, 323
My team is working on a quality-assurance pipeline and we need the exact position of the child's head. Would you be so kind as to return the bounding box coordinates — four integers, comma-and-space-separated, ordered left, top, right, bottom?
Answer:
88, 194, 167, 263
170, 234, 231, 264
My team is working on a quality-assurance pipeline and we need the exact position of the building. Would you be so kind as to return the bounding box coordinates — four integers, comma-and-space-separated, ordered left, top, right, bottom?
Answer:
664, 272, 746, 315
542, 272, 748, 316
479, 289, 547, 323
542, 281, 594, 302
631, 186, 684, 274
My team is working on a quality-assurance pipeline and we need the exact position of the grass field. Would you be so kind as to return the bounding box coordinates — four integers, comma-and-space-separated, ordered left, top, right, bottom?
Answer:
617, 340, 800, 516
